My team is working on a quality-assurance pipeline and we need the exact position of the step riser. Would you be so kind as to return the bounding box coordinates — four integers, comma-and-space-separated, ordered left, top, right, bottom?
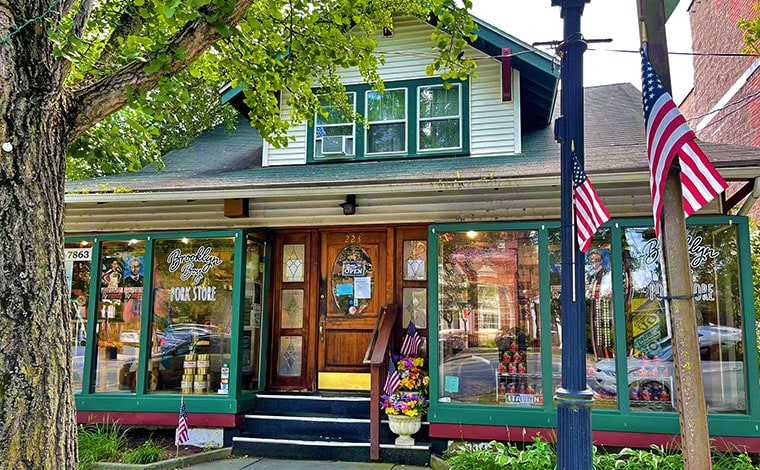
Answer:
254, 396, 370, 418
232, 440, 370, 463
245, 418, 370, 442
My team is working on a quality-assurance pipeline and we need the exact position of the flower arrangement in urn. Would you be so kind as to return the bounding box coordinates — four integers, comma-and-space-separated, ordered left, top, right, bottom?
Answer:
380, 355, 430, 417
380, 322, 428, 446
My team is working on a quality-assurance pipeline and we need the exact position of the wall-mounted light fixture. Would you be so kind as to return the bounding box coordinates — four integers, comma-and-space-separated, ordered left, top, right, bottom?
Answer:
340, 195, 357, 215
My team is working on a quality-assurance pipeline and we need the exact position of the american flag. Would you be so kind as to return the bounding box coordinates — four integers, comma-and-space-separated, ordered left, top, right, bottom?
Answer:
175, 399, 189, 446
640, 48, 727, 238
572, 152, 610, 253
383, 355, 401, 395
399, 321, 422, 357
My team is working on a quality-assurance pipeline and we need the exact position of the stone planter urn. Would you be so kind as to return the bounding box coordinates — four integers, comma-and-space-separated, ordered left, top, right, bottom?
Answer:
387, 414, 422, 446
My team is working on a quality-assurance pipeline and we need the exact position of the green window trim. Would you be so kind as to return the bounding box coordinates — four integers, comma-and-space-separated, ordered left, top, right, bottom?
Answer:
307, 78, 470, 163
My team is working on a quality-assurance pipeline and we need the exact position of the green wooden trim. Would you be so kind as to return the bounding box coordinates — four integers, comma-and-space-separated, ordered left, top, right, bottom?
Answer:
75, 395, 239, 414
82, 239, 102, 395
537, 225, 553, 412
427, 226, 441, 420
134, 238, 155, 396
610, 223, 630, 412
228, 232, 244, 399
306, 78, 470, 163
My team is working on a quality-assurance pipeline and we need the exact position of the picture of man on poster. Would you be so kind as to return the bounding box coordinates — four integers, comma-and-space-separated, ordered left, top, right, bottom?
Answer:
102, 258, 123, 288
124, 258, 144, 287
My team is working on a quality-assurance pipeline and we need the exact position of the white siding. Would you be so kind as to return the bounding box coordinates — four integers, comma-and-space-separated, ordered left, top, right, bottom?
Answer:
470, 63, 519, 156
265, 91, 307, 166
265, 16, 519, 166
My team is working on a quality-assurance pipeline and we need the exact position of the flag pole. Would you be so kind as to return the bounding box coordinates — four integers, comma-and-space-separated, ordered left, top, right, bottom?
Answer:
176, 395, 182, 459
570, 140, 577, 303
639, 2, 711, 468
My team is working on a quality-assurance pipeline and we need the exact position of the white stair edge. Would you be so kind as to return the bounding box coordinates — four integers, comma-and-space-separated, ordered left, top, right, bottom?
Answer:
255, 394, 370, 402
379, 443, 430, 451
245, 414, 369, 424
233, 436, 369, 447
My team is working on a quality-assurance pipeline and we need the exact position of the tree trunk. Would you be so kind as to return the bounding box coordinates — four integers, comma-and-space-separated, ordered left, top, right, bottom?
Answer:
0, 4, 78, 468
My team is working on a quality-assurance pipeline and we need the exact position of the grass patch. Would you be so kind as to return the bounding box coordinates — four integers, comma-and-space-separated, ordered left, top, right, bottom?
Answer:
77, 422, 128, 469
122, 439, 167, 465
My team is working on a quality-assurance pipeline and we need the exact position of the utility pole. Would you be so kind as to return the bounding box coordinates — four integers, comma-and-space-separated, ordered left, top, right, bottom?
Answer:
550, 1, 593, 468
639, 1, 712, 468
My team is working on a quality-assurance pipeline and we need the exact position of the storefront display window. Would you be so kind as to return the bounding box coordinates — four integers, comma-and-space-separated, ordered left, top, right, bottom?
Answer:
149, 237, 235, 394
549, 228, 619, 409
65, 241, 92, 394
620, 225, 746, 413
93, 240, 146, 393
242, 235, 266, 392
437, 230, 542, 406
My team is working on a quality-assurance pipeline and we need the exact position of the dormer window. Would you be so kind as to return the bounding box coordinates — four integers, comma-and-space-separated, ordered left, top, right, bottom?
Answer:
418, 84, 462, 152
366, 88, 407, 155
314, 93, 355, 159
307, 78, 468, 162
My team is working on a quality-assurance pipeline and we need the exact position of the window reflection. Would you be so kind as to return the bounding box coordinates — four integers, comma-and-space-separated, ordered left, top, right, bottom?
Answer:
148, 238, 235, 394
93, 240, 145, 393
438, 230, 542, 406
65, 241, 92, 394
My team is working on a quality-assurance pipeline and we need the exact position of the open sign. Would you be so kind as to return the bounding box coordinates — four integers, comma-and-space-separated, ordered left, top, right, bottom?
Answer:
342, 261, 366, 277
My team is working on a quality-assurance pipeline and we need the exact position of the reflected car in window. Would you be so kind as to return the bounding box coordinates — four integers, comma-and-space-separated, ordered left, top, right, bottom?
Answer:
591, 325, 745, 412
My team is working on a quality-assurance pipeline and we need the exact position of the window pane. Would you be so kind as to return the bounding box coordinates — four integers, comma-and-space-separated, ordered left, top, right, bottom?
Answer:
621, 225, 746, 413
242, 236, 265, 392
419, 119, 460, 150
65, 241, 93, 394
316, 94, 355, 125
149, 237, 235, 394
419, 86, 460, 118
438, 230, 542, 407
549, 228, 619, 409
367, 89, 405, 121
403, 240, 427, 281
283, 244, 305, 282
93, 241, 146, 393
367, 123, 405, 153
278, 336, 303, 376
403, 288, 427, 329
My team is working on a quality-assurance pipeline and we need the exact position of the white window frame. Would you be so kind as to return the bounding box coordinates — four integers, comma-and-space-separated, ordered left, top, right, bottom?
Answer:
416, 83, 462, 153
364, 88, 408, 156
314, 92, 356, 158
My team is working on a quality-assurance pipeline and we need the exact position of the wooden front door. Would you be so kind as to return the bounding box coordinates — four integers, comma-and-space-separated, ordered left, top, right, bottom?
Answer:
318, 229, 389, 390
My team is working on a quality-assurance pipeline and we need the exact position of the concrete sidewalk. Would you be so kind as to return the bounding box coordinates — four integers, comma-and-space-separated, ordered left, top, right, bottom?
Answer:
184, 456, 429, 469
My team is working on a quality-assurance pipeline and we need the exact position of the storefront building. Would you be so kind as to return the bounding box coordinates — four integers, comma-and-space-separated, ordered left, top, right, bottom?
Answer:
64, 15, 760, 454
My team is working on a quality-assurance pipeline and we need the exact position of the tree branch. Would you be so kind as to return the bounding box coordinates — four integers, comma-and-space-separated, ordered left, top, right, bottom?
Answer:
70, 0, 94, 37
66, 0, 253, 141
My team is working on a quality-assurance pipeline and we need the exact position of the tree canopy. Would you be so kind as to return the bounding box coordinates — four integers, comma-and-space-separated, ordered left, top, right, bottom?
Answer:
52, 0, 478, 179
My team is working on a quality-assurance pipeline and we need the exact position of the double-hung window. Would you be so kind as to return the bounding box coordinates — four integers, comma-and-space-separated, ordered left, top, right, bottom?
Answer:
314, 93, 355, 158
366, 88, 407, 155
308, 79, 467, 162
418, 84, 462, 152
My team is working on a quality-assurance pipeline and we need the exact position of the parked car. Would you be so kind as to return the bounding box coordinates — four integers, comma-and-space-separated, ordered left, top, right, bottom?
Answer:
591, 325, 745, 412
123, 332, 229, 392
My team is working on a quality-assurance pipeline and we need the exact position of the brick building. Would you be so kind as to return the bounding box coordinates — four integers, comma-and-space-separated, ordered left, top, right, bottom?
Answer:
680, 0, 760, 147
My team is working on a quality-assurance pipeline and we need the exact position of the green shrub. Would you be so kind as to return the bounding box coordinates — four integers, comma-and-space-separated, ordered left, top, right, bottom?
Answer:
445, 439, 760, 470
122, 439, 167, 464
445, 438, 556, 469
77, 422, 128, 469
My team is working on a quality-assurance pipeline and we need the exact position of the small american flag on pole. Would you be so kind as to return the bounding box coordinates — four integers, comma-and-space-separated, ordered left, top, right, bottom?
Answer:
399, 321, 422, 357
572, 151, 610, 253
640, 47, 727, 238
175, 398, 189, 446
383, 355, 401, 395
